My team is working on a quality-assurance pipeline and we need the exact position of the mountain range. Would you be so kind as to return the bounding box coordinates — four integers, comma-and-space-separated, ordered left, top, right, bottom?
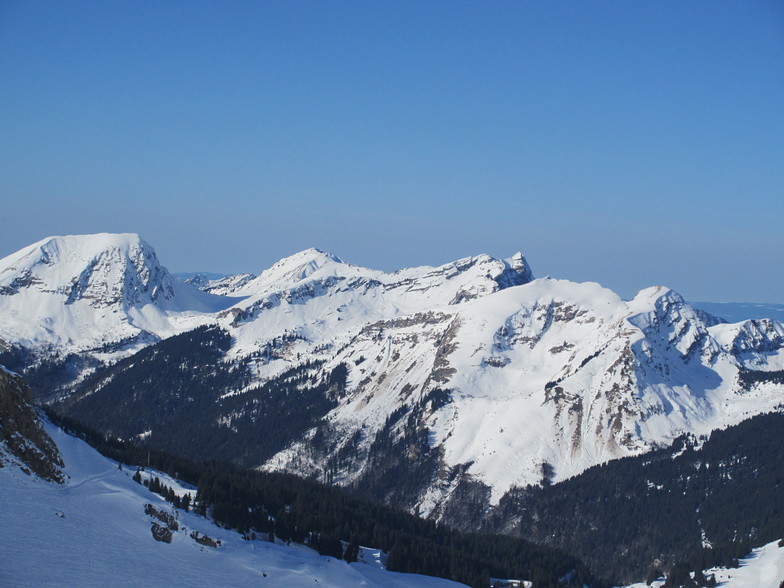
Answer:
2, 232, 784, 584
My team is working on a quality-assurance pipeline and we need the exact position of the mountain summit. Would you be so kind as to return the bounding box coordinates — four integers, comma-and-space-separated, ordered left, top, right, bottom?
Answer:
0, 233, 177, 308
0, 233, 234, 353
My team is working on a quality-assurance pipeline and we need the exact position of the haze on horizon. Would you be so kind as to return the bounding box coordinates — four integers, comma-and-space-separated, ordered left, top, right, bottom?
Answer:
1, 1, 782, 303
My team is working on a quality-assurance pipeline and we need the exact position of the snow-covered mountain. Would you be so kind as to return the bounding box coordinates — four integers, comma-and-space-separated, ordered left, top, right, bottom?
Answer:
239, 275, 784, 515
4, 233, 784, 522
0, 233, 237, 363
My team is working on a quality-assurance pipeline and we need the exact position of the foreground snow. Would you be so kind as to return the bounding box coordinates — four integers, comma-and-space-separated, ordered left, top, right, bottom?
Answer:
0, 421, 465, 588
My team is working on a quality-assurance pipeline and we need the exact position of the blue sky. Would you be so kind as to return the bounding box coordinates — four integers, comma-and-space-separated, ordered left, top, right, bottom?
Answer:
1, 1, 782, 302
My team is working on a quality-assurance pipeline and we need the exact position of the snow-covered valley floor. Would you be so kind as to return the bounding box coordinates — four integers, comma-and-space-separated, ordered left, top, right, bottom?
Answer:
0, 421, 465, 588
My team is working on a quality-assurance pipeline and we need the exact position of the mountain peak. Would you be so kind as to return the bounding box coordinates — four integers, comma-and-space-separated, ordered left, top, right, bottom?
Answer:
505, 251, 529, 271
0, 233, 232, 352
0, 232, 175, 308
248, 247, 345, 290
630, 285, 686, 308
286, 247, 344, 266
501, 251, 534, 286
2, 233, 147, 271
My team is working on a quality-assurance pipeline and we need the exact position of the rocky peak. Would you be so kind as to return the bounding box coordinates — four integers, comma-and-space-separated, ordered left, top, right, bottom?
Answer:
497, 251, 534, 288
237, 248, 345, 295
0, 234, 236, 361
729, 319, 784, 357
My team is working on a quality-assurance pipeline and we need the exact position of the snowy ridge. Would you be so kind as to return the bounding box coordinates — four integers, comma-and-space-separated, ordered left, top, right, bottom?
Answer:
193, 272, 256, 295
229, 248, 532, 303
0, 418, 465, 588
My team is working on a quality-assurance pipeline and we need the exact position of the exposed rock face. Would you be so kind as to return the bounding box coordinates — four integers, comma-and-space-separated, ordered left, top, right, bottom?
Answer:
190, 530, 221, 548
150, 521, 173, 543
145, 503, 179, 530
145, 503, 178, 543
0, 366, 63, 482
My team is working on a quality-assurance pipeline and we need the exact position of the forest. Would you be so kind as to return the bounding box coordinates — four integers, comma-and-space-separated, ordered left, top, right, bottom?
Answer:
54, 325, 342, 467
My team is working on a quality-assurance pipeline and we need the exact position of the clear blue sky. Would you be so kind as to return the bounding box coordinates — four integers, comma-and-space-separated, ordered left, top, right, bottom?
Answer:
1, 1, 782, 302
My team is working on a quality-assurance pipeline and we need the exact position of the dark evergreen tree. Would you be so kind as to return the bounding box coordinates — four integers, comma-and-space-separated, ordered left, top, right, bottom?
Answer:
344, 536, 360, 563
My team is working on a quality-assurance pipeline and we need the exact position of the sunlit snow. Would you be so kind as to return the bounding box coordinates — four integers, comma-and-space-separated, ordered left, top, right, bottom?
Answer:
0, 420, 465, 588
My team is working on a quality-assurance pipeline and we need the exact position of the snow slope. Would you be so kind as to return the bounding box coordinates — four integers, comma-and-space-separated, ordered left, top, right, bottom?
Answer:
627, 540, 784, 587
707, 541, 784, 587
0, 419, 465, 588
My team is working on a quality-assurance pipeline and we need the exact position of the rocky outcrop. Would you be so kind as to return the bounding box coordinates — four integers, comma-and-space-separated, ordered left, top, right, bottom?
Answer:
0, 366, 63, 482
190, 530, 221, 548
150, 521, 173, 543
145, 503, 178, 543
